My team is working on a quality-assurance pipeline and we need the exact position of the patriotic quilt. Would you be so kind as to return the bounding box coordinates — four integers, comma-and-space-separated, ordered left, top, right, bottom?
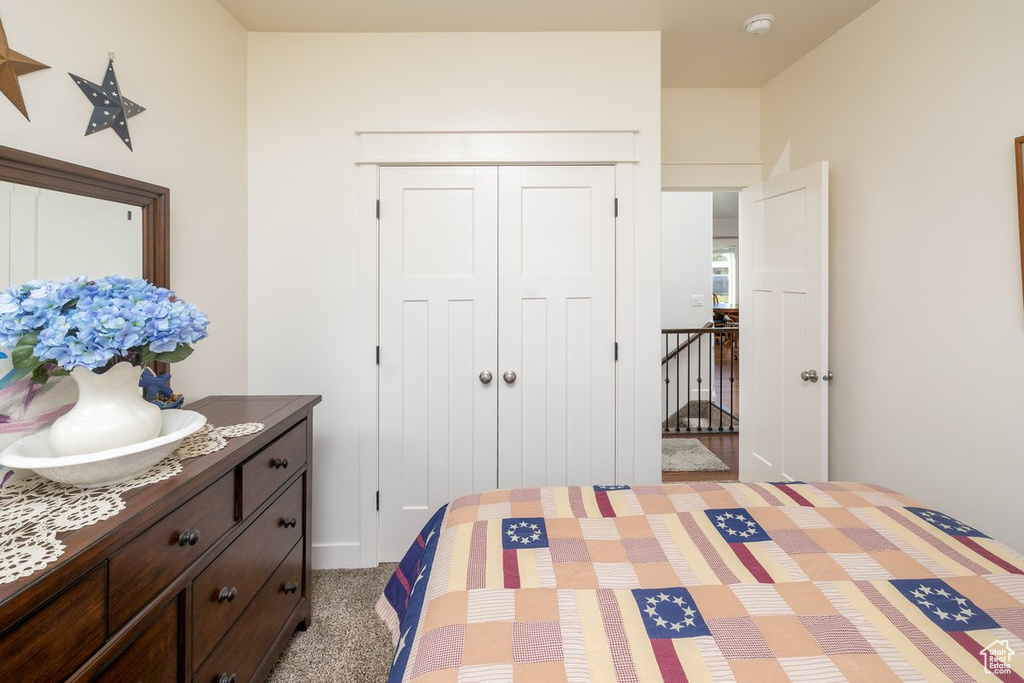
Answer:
376, 482, 1024, 681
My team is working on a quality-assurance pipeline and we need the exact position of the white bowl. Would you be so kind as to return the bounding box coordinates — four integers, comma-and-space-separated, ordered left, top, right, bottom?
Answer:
0, 409, 207, 487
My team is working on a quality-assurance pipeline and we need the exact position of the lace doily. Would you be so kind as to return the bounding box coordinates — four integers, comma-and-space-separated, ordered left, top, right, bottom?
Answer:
0, 422, 264, 585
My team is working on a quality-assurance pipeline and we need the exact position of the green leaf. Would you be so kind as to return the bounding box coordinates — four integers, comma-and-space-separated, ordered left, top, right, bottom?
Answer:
11, 333, 41, 372
154, 344, 194, 364
30, 364, 51, 385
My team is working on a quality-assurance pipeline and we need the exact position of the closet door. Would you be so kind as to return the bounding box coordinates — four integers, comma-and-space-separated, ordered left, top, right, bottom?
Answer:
378, 167, 498, 560
497, 166, 616, 488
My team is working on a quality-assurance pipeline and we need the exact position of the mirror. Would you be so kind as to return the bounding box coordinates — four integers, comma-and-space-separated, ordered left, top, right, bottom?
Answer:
0, 144, 169, 291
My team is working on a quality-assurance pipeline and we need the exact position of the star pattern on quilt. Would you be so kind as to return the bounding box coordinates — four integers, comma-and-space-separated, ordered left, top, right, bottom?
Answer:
632, 587, 710, 639
891, 579, 999, 632
906, 507, 987, 538
705, 508, 771, 543
501, 518, 549, 550
594, 484, 631, 491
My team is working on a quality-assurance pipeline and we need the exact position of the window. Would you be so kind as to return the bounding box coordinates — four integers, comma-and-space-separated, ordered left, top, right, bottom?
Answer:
712, 244, 737, 307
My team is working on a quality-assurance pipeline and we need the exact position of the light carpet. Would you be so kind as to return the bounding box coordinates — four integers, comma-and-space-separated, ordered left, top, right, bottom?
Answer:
267, 564, 396, 683
662, 438, 730, 472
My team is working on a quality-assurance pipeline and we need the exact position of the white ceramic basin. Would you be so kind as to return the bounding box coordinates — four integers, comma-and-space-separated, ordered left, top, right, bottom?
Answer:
0, 409, 207, 487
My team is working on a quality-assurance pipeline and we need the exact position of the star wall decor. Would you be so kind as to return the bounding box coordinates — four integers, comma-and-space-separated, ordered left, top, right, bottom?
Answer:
0, 14, 50, 120
69, 56, 146, 151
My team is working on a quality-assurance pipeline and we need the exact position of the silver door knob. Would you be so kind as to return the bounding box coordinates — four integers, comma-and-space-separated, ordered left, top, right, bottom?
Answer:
800, 369, 819, 383
479, 370, 493, 384
503, 370, 517, 385
822, 371, 833, 382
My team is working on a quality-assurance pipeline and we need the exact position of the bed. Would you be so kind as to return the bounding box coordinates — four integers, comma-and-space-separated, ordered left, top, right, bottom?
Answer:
376, 482, 1024, 681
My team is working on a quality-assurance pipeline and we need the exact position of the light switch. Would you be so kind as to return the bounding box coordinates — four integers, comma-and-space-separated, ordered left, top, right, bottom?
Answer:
691, 295, 704, 307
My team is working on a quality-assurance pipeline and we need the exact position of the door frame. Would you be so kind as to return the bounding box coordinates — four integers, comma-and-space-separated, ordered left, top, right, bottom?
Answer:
356, 130, 642, 565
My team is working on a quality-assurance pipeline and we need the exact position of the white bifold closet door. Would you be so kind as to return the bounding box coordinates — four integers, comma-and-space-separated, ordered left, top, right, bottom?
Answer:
378, 165, 615, 560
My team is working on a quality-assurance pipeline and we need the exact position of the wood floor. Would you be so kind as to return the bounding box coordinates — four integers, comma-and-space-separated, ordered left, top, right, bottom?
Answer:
661, 431, 738, 483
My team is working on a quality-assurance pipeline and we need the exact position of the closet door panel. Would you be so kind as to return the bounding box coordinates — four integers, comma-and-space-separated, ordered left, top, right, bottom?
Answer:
378, 167, 498, 559
497, 166, 616, 488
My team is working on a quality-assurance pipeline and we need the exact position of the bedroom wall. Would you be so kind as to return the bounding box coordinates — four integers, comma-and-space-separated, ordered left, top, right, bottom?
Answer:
0, 0, 249, 400
761, 0, 1024, 551
662, 88, 761, 189
247, 31, 662, 567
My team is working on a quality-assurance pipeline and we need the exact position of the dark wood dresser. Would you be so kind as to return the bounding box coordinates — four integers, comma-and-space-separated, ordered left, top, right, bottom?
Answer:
0, 395, 321, 683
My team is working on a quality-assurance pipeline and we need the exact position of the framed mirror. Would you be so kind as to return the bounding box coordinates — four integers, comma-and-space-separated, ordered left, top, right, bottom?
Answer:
0, 144, 168, 290
1017, 136, 1024, 309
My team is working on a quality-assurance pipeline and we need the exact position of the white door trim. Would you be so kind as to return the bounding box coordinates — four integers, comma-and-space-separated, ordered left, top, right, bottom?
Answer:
357, 130, 639, 566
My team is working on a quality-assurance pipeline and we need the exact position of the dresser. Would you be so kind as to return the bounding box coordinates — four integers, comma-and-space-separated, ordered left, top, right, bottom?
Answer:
0, 395, 321, 683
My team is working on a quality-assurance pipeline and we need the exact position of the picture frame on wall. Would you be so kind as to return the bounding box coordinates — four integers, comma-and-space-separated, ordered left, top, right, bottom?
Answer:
1017, 136, 1024, 309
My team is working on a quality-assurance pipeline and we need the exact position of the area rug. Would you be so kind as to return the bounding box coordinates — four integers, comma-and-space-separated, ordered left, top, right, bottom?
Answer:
662, 438, 730, 472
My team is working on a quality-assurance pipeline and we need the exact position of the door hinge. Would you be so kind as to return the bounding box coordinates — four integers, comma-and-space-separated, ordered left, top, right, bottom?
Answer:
615, 342, 619, 361
376, 199, 380, 219
376, 490, 380, 511
376, 345, 380, 365
614, 198, 619, 218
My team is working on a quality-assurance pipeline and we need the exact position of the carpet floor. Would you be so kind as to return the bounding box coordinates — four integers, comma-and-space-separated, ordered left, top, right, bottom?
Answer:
662, 438, 730, 472
662, 400, 738, 432
266, 564, 397, 683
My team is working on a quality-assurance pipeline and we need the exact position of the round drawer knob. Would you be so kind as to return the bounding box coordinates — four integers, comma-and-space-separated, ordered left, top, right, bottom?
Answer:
177, 528, 200, 547
283, 581, 298, 595
274, 457, 289, 469
217, 586, 238, 603
219, 674, 237, 683
282, 517, 298, 529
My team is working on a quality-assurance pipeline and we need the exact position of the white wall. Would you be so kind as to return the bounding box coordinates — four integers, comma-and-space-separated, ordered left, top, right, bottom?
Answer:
762, 0, 1024, 551
0, 0, 248, 399
662, 88, 761, 189
247, 31, 662, 567
662, 192, 712, 329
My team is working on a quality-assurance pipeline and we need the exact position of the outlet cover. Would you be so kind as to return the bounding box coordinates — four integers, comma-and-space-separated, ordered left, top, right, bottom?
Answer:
691, 294, 704, 307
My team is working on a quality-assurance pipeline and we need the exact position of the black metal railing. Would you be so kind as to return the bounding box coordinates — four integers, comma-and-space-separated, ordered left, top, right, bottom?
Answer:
661, 324, 738, 433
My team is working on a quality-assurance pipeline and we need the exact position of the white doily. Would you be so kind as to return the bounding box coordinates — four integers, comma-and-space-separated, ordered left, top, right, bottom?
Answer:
0, 423, 264, 585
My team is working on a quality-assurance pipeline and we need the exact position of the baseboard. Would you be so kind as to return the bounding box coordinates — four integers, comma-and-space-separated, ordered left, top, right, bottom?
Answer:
312, 542, 365, 569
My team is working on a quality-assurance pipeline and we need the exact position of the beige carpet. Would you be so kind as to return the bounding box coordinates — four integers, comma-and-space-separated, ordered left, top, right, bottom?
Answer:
662, 438, 730, 472
267, 564, 396, 683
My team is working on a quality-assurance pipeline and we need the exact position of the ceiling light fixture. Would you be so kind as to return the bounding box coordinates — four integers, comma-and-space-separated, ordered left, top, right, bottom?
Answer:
743, 14, 774, 36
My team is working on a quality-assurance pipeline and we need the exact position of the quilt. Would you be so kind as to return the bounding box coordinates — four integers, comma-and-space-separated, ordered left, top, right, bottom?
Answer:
377, 482, 1024, 682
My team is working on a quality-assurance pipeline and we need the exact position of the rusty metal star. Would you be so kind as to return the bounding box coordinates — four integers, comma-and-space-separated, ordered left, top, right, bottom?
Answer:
0, 15, 50, 120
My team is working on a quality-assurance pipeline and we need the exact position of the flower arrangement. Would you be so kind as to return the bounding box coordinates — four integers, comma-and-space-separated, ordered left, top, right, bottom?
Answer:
0, 275, 209, 384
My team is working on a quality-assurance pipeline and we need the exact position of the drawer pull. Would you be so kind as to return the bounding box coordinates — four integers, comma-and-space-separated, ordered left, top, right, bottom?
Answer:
283, 581, 298, 595
218, 674, 237, 683
217, 586, 238, 603
273, 457, 290, 469
177, 528, 201, 547
282, 517, 297, 529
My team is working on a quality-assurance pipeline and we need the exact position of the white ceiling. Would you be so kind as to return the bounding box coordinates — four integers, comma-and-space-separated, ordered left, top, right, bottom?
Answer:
215, 0, 879, 87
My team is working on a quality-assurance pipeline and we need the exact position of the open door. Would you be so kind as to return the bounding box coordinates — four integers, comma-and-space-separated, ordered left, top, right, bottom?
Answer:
738, 162, 829, 482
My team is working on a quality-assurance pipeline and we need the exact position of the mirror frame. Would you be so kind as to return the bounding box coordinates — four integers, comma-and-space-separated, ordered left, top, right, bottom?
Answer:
1017, 136, 1024, 311
0, 144, 170, 373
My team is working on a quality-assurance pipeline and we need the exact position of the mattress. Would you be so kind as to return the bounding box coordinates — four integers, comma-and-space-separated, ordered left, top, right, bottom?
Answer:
376, 482, 1024, 681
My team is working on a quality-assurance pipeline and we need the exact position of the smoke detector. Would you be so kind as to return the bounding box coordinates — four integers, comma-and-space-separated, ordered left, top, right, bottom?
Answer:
743, 14, 775, 36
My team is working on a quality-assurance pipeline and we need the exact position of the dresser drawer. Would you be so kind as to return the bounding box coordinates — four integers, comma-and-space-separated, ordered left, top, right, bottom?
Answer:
192, 476, 304, 670
0, 563, 106, 683
194, 540, 303, 683
241, 420, 306, 518
109, 473, 236, 633
93, 594, 181, 683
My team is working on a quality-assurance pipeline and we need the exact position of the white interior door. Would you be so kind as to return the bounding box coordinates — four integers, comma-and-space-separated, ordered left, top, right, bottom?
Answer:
497, 166, 617, 487
738, 162, 829, 482
378, 167, 498, 559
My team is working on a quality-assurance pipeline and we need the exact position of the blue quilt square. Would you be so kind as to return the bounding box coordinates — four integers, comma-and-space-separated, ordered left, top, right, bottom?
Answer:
501, 518, 549, 550
705, 508, 771, 543
632, 587, 710, 639
906, 507, 988, 538
891, 579, 999, 632
594, 484, 631, 491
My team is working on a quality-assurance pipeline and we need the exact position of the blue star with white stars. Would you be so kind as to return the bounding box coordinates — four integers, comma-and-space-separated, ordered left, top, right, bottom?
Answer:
69, 58, 146, 151
906, 508, 987, 538
632, 588, 710, 639
501, 518, 548, 550
891, 579, 998, 632
705, 508, 771, 543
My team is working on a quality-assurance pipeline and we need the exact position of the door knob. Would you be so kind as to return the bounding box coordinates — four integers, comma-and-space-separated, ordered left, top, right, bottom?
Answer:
503, 370, 517, 385
822, 371, 833, 382
800, 369, 819, 383
479, 370, 493, 384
